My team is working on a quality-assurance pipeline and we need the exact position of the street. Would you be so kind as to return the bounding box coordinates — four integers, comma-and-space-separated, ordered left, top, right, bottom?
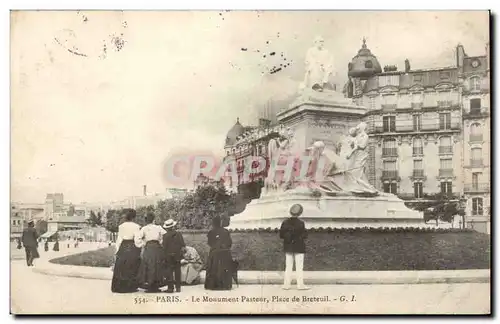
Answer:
10, 258, 490, 314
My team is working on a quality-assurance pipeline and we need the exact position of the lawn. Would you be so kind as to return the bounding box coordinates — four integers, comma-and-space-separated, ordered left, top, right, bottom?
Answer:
50, 230, 491, 271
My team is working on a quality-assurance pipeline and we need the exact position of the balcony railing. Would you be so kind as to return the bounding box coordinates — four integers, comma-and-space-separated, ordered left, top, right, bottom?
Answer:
439, 169, 454, 177
382, 170, 399, 179
463, 109, 489, 119
381, 104, 397, 110
470, 159, 483, 168
464, 183, 490, 193
412, 147, 424, 155
382, 148, 398, 157
439, 146, 453, 154
469, 134, 483, 142
412, 169, 425, 178
437, 100, 453, 108
411, 102, 423, 109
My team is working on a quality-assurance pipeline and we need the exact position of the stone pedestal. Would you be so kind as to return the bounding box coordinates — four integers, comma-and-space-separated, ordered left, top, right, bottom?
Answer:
227, 190, 425, 230
276, 90, 367, 153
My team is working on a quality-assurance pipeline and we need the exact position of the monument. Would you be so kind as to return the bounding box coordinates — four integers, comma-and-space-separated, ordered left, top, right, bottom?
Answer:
228, 37, 424, 230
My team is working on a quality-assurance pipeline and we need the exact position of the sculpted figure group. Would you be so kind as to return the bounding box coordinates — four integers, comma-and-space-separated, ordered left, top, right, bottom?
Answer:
263, 122, 379, 197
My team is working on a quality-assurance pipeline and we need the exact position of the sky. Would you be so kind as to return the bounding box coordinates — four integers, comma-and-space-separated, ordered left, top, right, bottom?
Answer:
10, 10, 489, 203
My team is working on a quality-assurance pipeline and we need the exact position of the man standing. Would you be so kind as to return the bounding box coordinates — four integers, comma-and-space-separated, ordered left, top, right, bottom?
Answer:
162, 219, 185, 293
21, 220, 39, 267
279, 204, 310, 290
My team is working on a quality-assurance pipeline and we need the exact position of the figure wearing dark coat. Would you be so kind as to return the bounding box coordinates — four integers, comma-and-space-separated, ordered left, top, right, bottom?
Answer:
21, 226, 39, 266
162, 230, 185, 292
279, 217, 308, 254
204, 221, 233, 291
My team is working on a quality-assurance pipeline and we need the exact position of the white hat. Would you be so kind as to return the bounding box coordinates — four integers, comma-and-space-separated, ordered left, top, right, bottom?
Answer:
163, 219, 177, 229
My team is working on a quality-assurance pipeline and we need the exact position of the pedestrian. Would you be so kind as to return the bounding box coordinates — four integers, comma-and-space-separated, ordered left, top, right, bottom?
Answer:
16, 238, 22, 250
180, 246, 204, 285
44, 240, 49, 252
161, 219, 185, 293
279, 204, 310, 290
204, 216, 233, 291
111, 209, 141, 293
53, 238, 60, 252
21, 220, 39, 267
135, 212, 166, 293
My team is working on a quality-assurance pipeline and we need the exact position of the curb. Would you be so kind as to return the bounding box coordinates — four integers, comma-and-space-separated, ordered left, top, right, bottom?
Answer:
32, 261, 490, 285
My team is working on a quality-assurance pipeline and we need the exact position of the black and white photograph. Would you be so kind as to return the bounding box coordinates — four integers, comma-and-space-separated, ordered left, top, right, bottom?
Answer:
9, 10, 491, 315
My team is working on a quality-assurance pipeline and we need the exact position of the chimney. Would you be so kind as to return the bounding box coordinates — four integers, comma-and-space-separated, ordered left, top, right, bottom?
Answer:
143, 185, 147, 196
404, 59, 411, 72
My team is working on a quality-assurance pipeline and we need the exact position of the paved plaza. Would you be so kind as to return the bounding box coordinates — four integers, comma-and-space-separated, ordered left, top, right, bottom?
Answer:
10, 246, 490, 314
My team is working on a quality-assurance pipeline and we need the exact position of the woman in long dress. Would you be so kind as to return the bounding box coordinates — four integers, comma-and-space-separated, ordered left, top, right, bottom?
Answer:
135, 213, 166, 293
180, 246, 204, 285
111, 209, 141, 293
53, 238, 60, 252
204, 216, 233, 291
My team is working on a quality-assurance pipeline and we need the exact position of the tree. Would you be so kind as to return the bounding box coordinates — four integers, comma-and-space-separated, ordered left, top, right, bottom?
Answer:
105, 209, 121, 233
88, 211, 103, 227
406, 193, 464, 226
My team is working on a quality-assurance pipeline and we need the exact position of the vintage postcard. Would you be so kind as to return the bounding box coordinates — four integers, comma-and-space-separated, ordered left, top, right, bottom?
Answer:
10, 10, 490, 315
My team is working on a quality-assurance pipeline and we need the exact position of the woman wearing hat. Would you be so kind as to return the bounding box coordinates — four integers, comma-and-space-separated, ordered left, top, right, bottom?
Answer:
279, 204, 310, 290
135, 212, 167, 293
161, 219, 185, 293
204, 216, 233, 291
111, 208, 141, 293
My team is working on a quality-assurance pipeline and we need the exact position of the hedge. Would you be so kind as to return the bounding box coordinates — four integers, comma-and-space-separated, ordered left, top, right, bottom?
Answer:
51, 229, 490, 271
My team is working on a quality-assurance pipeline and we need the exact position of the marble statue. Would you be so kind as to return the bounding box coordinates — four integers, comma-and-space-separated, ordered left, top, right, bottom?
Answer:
300, 36, 335, 92
264, 128, 296, 193
297, 123, 378, 197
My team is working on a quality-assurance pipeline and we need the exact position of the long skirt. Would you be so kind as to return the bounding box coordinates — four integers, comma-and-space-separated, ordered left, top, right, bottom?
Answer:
204, 249, 233, 291
137, 241, 165, 291
181, 263, 203, 285
111, 240, 141, 293
53, 242, 60, 251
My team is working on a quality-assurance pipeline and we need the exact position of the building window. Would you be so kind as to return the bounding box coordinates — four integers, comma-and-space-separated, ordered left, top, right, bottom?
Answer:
439, 136, 453, 154
412, 114, 421, 131
382, 139, 398, 157
472, 197, 483, 216
381, 94, 397, 110
472, 172, 480, 189
471, 147, 483, 167
382, 160, 398, 180
413, 159, 424, 178
383, 116, 396, 132
413, 137, 423, 155
470, 98, 481, 114
469, 76, 481, 91
383, 182, 398, 194
413, 74, 423, 83
439, 113, 452, 130
470, 123, 483, 142
369, 96, 376, 110
414, 182, 423, 198
440, 181, 453, 195
365, 60, 373, 68
411, 92, 423, 109
439, 158, 453, 177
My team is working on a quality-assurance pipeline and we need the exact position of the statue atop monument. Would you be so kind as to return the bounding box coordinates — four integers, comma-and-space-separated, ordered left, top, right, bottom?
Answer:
300, 36, 335, 93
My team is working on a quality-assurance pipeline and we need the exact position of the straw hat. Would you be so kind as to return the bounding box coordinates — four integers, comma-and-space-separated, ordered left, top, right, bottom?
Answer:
289, 204, 303, 217
163, 219, 177, 229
